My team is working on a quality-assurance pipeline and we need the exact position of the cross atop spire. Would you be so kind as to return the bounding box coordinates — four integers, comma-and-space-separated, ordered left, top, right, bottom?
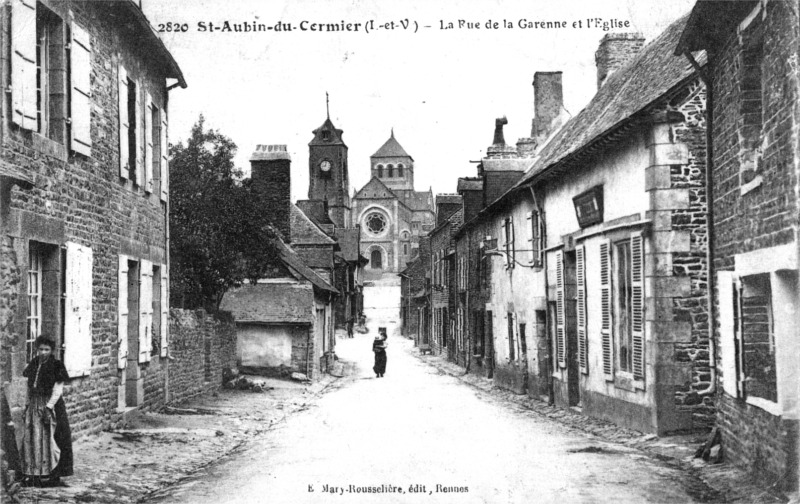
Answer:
326, 92, 330, 119
391, 127, 394, 138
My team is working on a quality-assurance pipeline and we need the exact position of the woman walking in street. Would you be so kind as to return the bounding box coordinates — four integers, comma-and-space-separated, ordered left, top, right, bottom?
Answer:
372, 328, 388, 378
20, 335, 73, 487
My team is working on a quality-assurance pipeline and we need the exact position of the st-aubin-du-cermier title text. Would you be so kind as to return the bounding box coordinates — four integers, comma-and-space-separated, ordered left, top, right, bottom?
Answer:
158, 17, 631, 34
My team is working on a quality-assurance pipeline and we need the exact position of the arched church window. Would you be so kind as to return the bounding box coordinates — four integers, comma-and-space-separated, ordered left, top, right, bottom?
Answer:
398, 164, 404, 177
388, 164, 394, 177
370, 249, 383, 269
365, 212, 388, 235
377, 164, 383, 177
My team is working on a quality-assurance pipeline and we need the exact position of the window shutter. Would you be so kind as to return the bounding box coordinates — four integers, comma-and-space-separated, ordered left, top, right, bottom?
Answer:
139, 259, 153, 363
118, 255, 129, 369
135, 86, 143, 186
64, 242, 93, 377
118, 65, 129, 179
11, 0, 37, 130
631, 232, 645, 381
144, 93, 153, 193
160, 110, 169, 201
733, 276, 745, 397
555, 250, 566, 368
600, 239, 614, 381
160, 264, 169, 357
509, 218, 516, 268
70, 22, 92, 157
526, 212, 534, 263
576, 244, 588, 374
718, 271, 741, 397
502, 221, 509, 268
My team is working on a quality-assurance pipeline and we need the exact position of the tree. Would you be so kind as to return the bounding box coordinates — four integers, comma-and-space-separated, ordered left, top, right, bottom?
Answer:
170, 116, 281, 310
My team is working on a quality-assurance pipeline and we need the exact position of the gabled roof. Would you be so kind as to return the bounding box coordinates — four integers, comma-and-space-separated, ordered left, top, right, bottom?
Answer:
517, 13, 703, 187
371, 131, 413, 160
291, 204, 336, 246
275, 240, 338, 294
309, 117, 347, 147
395, 189, 435, 212
220, 282, 314, 325
354, 176, 399, 200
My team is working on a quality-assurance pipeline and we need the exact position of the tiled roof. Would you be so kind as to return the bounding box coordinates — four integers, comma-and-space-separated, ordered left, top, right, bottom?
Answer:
220, 282, 314, 324
518, 13, 703, 187
276, 240, 338, 294
371, 131, 412, 159
290, 205, 335, 245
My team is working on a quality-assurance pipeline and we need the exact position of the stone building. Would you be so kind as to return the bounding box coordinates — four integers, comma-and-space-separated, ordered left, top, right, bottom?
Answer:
352, 132, 435, 276
677, 0, 799, 490
1, 0, 185, 435
429, 197, 463, 360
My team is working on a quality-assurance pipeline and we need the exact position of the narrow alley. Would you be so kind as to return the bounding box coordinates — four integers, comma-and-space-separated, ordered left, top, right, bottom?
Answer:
145, 333, 711, 504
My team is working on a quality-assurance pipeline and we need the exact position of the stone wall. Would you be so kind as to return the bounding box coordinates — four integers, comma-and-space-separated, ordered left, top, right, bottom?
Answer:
167, 309, 236, 405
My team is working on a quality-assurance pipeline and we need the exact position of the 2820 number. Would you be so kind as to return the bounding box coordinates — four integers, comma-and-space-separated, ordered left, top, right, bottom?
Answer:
158, 22, 189, 32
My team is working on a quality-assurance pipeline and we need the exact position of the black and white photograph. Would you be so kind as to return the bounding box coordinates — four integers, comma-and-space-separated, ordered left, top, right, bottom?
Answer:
1, 0, 798, 502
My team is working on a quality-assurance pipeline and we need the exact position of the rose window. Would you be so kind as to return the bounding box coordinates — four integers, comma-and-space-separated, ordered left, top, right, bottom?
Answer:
365, 212, 387, 235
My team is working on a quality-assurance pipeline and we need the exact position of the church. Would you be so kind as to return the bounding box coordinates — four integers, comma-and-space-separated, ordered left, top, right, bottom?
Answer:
350, 131, 435, 276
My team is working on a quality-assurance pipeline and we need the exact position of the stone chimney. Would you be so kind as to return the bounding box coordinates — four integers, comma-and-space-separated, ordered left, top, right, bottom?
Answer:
595, 33, 645, 89
250, 144, 291, 241
486, 117, 518, 159
435, 194, 463, 227
531, 71, 564, 145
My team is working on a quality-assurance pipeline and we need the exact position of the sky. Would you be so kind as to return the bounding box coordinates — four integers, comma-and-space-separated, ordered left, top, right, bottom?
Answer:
144, 0, 697, 203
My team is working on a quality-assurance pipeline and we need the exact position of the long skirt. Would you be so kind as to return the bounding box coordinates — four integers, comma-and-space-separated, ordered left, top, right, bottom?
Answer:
21, 391, 73, 478
373, 351, 387, 375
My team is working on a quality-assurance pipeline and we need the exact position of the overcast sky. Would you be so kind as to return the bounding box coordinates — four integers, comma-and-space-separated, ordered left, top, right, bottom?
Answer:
144, 0, 696, 203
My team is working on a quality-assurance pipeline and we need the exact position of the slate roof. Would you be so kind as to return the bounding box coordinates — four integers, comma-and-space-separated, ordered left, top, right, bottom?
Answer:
675, 0, 757, 54
354, 176, 399, 200
335, 227, 362, 262
291, 204, 335, 245
220, 282, 314, 324
276, 239, 338, 294
371, 131, 413, 159
395, 189, 434, 212
517, 13, 703, 187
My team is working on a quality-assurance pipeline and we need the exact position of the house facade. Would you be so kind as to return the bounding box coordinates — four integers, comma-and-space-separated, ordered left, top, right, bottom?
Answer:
677, 0, 800, 489
1, 0, 185, 435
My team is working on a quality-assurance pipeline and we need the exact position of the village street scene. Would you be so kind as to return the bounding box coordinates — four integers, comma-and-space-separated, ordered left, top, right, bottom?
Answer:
0, 0, 798, 502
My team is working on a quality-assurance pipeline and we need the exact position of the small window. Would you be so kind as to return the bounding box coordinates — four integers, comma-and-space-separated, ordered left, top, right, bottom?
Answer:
388, 164, 394, 177
322, 130, 331, 141
27, 242, 62, 362
370, 249, 383, 269
398, 164, 404, 177
740, 274, 776, 402
507, 313, 515, 361
403, 243, 409, 255
152, 105, 162, 195
377, 164, 384, 178
36, 6, 66, 142
127, 78, 138, 184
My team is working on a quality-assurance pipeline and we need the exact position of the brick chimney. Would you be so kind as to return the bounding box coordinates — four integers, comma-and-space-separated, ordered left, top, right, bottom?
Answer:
250, 144, 291, 241
595, 33, 645, 89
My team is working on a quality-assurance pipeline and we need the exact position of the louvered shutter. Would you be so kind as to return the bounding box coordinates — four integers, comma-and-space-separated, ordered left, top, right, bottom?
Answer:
64, 242, 93, 377
733, 276, 745, 397
117, 256, 129, 369
509, 218, 516, 268
161, 109, 169, 201
555, 250, 566, 368
144, 93, 153, 193
526, 212, 534, 263
70, 22, 92, 156
118, 65, 129, 179
718, 271, 742, 397
139, 259, 153, 363
576, 244, 588, 374
600, 239, 614, 381
160, 264, 169, 357
631, 232, 645, 381
134, 86, 143, 187
11, 0, 37, 130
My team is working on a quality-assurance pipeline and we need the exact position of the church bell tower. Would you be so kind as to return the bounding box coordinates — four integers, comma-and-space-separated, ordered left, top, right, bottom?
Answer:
308, 101, 350, 228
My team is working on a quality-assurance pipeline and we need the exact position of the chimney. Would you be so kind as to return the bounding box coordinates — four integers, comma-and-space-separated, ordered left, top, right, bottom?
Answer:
457, 177, 484, 223
486, 117, 518, 159
435, 194, 463, 227
595, 33, 645, 89
531, 71, 564, 145
250, 144, 291, 241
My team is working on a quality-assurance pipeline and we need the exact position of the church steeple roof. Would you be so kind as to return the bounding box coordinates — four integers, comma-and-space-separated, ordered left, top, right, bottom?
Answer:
371, 130, 413, 160
309, 117, 347, 147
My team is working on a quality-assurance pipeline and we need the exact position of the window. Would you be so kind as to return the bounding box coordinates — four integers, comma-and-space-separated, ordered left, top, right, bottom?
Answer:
600, 234, 645, 381
503, 217, 515, 269
377, 165, 384, 177
26, 242, 62, 362
10, 2, 91, 154
398, 164, 404, 177
507, 313, 515, 361
738, 7, 765, 194
127, 78, 138, 183
322, 130, 331, 141
738, 274, 776, 402
370, 249, 382, 269
152, 265, 162, 356
403, 243, 409, 255
527, 210, 543, 267
26, 246, 43, 362
365, 212, 387, 235
388, 164, 394, 177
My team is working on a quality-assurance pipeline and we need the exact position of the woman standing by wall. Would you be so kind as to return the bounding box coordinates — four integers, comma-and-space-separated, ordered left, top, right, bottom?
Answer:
373, 328, 388, 378
20, 335, 73, 486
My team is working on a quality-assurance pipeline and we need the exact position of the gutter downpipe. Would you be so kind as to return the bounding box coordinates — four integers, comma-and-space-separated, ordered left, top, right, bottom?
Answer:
684, 50, 716, 397
529, 184, 554, 404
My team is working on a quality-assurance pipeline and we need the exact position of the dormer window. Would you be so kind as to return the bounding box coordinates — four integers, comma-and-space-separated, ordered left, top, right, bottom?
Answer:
322, 130, 331, 142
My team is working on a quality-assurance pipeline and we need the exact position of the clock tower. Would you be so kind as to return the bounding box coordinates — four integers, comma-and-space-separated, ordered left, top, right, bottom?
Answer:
308, 115, 350, 228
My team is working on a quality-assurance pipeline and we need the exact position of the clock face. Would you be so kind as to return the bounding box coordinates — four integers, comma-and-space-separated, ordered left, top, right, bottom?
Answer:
320, 160, 331, 172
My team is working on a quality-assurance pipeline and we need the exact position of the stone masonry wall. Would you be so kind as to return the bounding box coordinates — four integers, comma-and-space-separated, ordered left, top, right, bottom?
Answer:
709, 0, 799, 489
167, 309, 236, 405
2, 1, 172, 436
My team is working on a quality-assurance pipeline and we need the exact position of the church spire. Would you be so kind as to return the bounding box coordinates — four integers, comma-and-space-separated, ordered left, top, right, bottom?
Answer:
326, 92, 330, 119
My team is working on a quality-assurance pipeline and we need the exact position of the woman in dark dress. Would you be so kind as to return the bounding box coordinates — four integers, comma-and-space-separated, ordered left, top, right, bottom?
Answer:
372, 329, 388, 378
20, 335, 73, 486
